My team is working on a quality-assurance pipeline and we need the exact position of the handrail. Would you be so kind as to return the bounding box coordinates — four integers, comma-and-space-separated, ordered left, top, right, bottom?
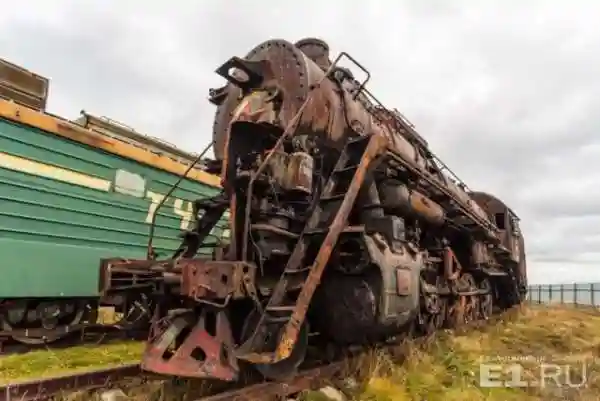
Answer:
146, 140, 215, 259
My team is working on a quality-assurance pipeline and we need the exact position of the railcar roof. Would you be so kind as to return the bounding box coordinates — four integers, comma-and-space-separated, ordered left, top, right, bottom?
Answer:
470, 191, 520, 221
0, 98, 221, 188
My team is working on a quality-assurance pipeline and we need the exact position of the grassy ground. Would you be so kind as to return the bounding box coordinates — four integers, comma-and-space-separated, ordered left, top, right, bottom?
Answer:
6, 304, 600, 400
0, 341, 144, 384
0, 307, 144, 384
345, 305, 600, 401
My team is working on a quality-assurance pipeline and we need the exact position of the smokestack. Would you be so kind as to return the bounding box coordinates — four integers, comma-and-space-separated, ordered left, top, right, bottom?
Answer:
294, 38, 331, 70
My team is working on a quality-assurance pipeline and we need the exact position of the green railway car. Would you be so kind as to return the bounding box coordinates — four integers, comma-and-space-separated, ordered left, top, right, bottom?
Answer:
0, 58, 228, 344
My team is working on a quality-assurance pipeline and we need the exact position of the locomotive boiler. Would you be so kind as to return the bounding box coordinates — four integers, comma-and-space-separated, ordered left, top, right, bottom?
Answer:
100, 37, 528, 382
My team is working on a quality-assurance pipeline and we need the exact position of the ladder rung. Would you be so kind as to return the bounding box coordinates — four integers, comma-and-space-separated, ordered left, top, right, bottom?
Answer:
266, 305, 296, 313
284, 267, 308, 274
265, 315, 291, 323
492, 246, 510, 254
271, 249, 291, 256
320, 194, 345, 203
333, 165, 358, 175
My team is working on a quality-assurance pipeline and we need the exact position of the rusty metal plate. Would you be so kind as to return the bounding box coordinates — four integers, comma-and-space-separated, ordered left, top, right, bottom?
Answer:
395, 267, 412, 296
212, 39, 310, 160
179, 260, 256, 300
142, 310, 238, 381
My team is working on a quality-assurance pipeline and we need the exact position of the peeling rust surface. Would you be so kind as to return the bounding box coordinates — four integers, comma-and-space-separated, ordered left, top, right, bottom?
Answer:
56, 121, 113, 147
99, 258, 256, 302
180, 260, 256, 300
142, 310, 239, 381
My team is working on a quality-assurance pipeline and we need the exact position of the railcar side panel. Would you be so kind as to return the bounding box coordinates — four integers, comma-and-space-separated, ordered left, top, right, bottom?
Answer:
0, 117, 225, 298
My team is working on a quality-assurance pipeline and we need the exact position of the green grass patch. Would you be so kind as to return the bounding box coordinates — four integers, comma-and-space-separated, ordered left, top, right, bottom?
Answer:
0, 341, 144, 384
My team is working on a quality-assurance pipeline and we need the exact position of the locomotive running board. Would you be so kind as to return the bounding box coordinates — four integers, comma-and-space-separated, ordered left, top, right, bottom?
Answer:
236, 133, 389, 364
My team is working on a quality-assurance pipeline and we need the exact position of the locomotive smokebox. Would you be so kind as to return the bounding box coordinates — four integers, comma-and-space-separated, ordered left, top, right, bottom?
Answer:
212, 39, 345, 161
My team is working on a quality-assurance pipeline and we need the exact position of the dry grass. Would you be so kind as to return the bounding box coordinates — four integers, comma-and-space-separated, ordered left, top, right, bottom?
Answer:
9, 304, 600, 401
341, 305, 600, 401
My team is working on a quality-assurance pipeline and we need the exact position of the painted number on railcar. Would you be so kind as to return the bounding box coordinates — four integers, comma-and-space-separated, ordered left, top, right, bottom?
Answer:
145, 191, 193, 229
145, 191, 230, 240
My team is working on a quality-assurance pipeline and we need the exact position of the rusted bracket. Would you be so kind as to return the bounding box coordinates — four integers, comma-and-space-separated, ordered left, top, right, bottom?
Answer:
215, 56, 265, 91
443, 246, 462, 282
142, 310, 239, 381
98, 258, 163, 295
99, 259, 257, 305
180, 260, 256, 303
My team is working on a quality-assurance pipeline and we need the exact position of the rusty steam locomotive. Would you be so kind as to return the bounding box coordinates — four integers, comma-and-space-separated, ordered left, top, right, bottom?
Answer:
100, 37, 528, 382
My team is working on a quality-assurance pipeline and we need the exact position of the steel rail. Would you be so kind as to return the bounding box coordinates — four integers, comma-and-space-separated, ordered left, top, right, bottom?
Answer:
0, 364, 140, 401
198, 359, 352, 401
0, 306, 521, 401
0, 358, 353, 401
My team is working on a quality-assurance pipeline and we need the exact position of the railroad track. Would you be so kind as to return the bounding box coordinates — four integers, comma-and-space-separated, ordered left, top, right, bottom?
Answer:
0, 358, 355, 401
0, 308, 522, 401
0, 364, 141, 401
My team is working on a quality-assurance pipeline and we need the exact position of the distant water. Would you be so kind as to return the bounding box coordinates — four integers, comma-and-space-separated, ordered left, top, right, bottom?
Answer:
527, 283, 600, 306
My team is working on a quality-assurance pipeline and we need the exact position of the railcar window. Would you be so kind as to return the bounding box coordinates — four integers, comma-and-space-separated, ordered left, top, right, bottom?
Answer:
495, 213, 505, 229
510, 215, 520, 236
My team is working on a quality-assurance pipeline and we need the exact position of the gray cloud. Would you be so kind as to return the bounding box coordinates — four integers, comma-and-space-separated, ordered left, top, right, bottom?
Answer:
2, 0, 600, 284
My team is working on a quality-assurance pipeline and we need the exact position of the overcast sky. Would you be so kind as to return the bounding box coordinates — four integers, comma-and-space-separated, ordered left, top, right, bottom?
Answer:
1, 0, 599, 284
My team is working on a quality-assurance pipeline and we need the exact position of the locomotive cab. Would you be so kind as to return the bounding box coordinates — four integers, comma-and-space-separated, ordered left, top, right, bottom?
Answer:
470, 193, 515, 255
493, 209, 522, 264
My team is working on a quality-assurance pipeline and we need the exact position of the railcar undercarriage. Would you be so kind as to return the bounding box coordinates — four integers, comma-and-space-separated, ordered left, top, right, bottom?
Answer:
0, 292, 154, 345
